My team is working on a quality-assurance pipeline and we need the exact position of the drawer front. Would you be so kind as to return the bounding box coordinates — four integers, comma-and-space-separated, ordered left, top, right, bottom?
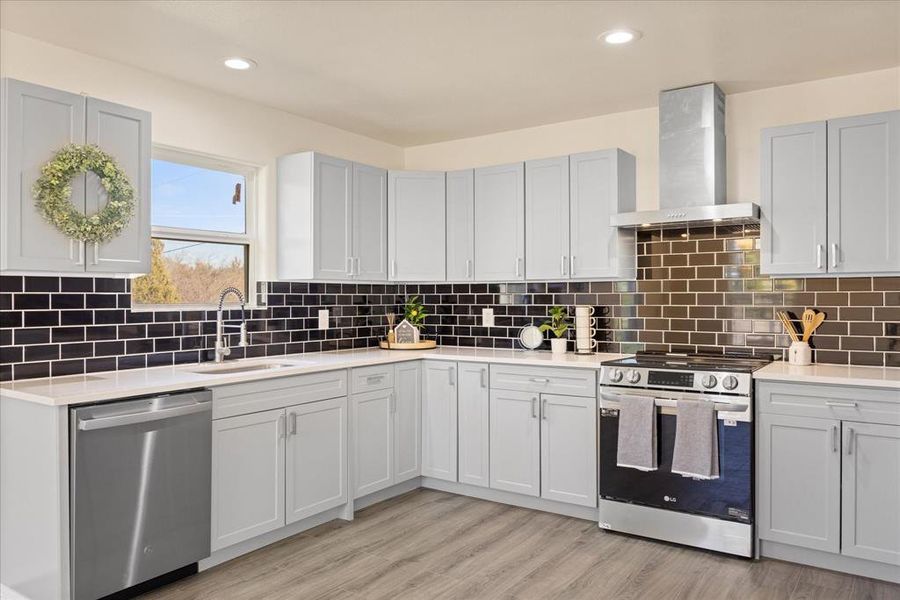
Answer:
489, 364, 596, 397
213, 370, 348, 419
757, 382, 900, 426
351, 365, 395, 394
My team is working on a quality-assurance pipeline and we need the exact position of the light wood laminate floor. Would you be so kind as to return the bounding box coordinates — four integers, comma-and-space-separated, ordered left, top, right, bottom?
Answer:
141, 490, 898, 600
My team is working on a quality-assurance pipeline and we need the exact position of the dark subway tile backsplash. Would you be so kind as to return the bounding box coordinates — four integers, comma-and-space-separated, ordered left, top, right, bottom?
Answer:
1, 225, 899, 382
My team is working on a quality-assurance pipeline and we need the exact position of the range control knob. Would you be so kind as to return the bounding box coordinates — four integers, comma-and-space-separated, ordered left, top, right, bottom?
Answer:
608, 368, 623, 383
722, 375, 739, 391
701, 374, 718, 389
626, 369, 641, 384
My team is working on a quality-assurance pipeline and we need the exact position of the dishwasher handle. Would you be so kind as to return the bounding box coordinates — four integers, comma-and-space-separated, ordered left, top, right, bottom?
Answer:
77, 399, 211, 431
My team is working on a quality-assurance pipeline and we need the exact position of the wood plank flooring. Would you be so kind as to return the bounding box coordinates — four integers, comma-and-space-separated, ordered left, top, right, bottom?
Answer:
141, 490, 899, 600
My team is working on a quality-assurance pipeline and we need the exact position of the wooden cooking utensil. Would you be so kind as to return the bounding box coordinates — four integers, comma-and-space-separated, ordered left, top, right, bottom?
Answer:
778, 311, 799, 343
808, 312, 826, 338
801, 309, 816, 342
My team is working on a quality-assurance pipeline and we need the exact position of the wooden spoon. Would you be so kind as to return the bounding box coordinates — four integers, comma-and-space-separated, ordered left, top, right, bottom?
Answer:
808, 312, 826, 339
801, 309, 816, 342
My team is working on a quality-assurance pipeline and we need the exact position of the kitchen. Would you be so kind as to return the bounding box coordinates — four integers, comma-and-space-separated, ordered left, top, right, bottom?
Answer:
1, 1, 899, 599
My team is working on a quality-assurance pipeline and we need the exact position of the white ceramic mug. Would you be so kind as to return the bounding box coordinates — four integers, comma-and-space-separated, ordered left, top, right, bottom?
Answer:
788, 341, 812, 366
575, 306, 595, 317
575, 316, 597, 328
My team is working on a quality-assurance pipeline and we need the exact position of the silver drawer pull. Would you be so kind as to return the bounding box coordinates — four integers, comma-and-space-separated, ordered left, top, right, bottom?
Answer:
825, 401, 857, 408
846, 427, 854, 455
366, 375, 386, 383
530, 377, 550, 383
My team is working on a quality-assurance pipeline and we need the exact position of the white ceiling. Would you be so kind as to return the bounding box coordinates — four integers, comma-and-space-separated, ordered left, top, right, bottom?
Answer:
2, 0, 898, 146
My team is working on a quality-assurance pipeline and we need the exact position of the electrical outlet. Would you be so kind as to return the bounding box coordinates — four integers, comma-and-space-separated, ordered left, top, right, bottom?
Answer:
318, 309, 329, 329
482, 308, 494, 327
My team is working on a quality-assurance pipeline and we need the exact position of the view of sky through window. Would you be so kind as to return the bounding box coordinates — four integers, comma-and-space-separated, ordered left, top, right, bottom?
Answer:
151, 159, 246, 233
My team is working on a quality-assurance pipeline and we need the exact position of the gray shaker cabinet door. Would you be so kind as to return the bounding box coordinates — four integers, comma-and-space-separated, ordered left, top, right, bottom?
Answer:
1, 78, 87, 272
841, 422, 900, 565
757, 413, 840, 553
388, 171, 446, 281
474, 163, 525, 281
760, 121, 827, 275
827, 110, 900, 274
446, 169, 474, 281
313, 154, 353, 280
85, 97, 152, 274
457, 362, 489, 488
525, 156, 570, 280
352, 163, 388, 281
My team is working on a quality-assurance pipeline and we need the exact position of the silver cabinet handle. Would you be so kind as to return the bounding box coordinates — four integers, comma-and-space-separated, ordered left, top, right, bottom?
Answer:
825, 401, 857, 408
278, 413, 286, 439
816, 244, 824, 270
542, 398, 548, 420
355, 256, 360, 276
449, 367, 456, 385
571, 255, 576, 276
92, 242, 99, 265
530, 377, 550, 383
366, 374, 385, 383
347, 257, 353, 276
288, 412, 297, 435
390, 392, 396, 413
832, 425, 838, 453
465, 259, 472, 279
391, 259, 397, 278
561, 255, 567, 276
845, 427, 854, 455
515, 257, 522, 278
480, 368, 487, 389
77, 400, 210, 431
531, 397, 537, 418
830, 243, 839, 268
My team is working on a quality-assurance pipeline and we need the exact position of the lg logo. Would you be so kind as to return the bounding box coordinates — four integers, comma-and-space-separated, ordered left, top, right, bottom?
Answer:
664, 495, 677, 503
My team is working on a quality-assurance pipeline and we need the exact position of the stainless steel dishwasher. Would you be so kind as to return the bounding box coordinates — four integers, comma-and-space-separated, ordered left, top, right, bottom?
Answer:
70, 390, 212, 600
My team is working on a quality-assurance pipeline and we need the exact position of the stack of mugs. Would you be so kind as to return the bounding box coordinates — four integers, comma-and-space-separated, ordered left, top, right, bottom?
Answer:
574, 306, 598, 354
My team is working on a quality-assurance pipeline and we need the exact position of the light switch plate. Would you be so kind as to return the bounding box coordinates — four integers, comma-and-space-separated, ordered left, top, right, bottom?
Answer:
318, 309, 329, 329
482, 308, 494, 327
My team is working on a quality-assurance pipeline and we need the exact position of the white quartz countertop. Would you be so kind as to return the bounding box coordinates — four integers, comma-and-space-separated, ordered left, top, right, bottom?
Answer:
0, 347, 627, 407
753, 361, 900, 390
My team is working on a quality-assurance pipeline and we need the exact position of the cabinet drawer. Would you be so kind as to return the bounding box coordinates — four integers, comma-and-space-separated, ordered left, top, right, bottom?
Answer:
213, 370, 348, 419
757, 382, 900, 426
489, 364, 596, 397
351, 365, 395, 394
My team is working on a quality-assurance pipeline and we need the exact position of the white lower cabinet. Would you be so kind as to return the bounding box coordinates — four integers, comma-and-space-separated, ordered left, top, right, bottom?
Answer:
841, 422, 900, 565
540, 394, 597, 507
351, 363, 422, 498
489, 389, 541, 497
422, 362, 458, 481
758, 413, 841, 553
457, 363, 490, 488
211, 409, 286, 551
285, 397, 348, 524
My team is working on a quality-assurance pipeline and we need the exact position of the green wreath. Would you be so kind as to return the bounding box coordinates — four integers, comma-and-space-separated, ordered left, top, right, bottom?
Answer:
32, 144, 135, 244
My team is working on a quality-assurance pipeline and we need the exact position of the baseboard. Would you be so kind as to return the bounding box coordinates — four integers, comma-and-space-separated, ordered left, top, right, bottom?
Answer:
760, 540, 900, 584
421, 477, 598, 521
354, 477, 422, 510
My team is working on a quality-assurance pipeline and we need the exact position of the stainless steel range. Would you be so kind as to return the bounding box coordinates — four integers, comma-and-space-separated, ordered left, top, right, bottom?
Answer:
597, 351, 773, 557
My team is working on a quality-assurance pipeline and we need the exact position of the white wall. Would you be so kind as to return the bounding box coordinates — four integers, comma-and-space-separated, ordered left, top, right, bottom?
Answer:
0, 30, 405, 279
404, 67, 900, 210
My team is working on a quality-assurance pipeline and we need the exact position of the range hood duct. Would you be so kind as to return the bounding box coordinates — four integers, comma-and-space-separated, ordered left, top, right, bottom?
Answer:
612, 82, 759, 229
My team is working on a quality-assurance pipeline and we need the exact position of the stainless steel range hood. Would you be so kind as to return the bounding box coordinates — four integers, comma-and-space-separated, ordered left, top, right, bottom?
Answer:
612, 83, 759, 229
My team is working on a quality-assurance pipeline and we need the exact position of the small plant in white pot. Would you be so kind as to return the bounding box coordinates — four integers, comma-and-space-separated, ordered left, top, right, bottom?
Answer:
540, 306, 570, 354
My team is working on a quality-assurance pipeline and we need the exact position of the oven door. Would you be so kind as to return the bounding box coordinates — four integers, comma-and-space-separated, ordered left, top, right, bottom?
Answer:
597, 387, 753, 524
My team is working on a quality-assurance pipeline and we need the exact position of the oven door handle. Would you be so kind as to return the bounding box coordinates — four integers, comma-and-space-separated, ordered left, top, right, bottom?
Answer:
598, 391, 748, 415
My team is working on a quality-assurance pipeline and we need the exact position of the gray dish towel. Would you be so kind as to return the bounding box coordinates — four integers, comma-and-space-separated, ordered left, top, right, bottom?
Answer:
671, 399, 720, 480
616, 395, 658, 471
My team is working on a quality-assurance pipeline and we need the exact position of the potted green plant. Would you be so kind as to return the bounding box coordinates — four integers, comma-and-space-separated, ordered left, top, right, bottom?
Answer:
539, 306, 570, 354
403, 295, 428, 332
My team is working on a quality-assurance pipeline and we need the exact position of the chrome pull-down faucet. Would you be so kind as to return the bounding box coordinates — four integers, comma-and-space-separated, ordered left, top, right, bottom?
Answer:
214, 287, 249, 363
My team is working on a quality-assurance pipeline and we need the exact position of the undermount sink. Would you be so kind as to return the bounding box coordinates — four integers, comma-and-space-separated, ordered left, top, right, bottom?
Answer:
184, 361, 298, 375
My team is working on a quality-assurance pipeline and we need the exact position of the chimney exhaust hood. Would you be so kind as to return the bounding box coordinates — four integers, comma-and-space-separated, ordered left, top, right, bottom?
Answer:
612, 83, 759, 229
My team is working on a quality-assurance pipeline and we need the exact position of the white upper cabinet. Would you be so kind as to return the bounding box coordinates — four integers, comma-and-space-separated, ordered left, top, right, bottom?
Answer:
525, 157, 570, 279
84, 97, 151, 274
570, 150, 635, 279
1, 78, 150, 275
827, 111, 900, 274
353, 163, 388, 280
388, 171, 446, 281
474, 162, 525, 281
760, 109, 900, 276
446, 169, 475, 281
277, 152, 387, 281
760, 121, 827, 275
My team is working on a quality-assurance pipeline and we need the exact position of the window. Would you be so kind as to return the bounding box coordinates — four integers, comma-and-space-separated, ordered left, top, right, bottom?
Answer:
132, 147, 258, 308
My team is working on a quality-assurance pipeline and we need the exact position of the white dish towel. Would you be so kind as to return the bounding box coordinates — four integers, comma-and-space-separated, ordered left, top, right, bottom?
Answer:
671, 399, 720, 480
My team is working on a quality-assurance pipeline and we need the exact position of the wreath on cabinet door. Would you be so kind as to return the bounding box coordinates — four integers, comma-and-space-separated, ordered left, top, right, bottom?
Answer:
32, 144, 135, 243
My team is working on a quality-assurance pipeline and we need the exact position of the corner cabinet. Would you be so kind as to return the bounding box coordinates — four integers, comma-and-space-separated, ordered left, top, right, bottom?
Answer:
474, 163, 525, 281
760, 110, 900, 276
1, 78, 151, 275
277, 152, 387, 281
388, 171, 446, 281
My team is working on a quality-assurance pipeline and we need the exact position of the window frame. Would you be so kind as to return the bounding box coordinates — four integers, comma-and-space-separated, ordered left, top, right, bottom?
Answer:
133, 145, 261, 311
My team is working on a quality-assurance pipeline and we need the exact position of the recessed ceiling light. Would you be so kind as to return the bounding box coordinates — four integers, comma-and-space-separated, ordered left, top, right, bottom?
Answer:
223, 57, 257, 70
599, 29, 642, 45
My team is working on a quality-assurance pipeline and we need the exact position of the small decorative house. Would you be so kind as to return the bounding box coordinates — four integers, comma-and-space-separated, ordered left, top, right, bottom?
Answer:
394, 319, 420, 344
